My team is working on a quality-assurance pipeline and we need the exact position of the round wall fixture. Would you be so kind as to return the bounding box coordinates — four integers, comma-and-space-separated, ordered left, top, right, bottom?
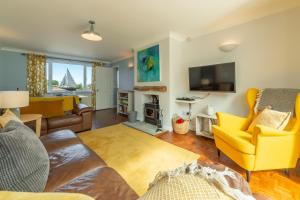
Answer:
219, 41, 239, 52
81, 20, 102, 42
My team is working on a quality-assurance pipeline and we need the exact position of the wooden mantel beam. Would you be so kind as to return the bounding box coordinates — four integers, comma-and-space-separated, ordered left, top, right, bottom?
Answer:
134, 86, 167, 92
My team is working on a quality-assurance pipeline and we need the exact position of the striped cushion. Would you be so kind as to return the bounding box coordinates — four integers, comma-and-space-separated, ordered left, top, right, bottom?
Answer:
0, 121, 49, 192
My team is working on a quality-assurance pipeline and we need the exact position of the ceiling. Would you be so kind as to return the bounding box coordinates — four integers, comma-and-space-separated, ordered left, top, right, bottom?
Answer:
0, 0, 299, 62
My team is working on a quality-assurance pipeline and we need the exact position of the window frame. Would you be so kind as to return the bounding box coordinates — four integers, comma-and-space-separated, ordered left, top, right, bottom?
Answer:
46, 59, 92, 94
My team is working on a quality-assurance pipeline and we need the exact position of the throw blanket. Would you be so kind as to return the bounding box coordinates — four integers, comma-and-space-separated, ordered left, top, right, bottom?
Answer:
144, 161, 255, 200
255, 88, 300, 115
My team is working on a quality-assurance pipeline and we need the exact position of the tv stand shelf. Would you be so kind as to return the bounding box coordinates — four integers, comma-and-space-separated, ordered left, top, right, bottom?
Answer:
175, 99, 202, 104
195, 113, 217, 139
175, 98, 202, 119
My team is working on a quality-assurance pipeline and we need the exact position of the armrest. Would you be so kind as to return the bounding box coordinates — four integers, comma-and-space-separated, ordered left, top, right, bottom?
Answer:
73, 104, 93, 115
253, 125, 299, 166
216, 112, 249, 130
253, 125, 295, 137
252, 125, 296, 145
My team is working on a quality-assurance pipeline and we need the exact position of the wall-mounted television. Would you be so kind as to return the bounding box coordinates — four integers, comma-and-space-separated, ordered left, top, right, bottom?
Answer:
189, 62, 236, 92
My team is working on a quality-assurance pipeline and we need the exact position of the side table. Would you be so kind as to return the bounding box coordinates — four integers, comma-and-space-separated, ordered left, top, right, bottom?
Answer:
195, 113, 217, 139
20, 114, 42, 137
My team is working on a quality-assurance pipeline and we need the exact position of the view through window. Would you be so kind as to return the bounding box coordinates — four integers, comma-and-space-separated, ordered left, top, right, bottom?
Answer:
46, 59, 92, 93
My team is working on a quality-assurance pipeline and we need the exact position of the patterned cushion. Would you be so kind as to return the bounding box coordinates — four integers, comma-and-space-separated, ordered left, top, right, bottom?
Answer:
139, 161, 255, 200
139, 174, 233, 200
248, 108, 291, 133
0, 121, 49, 192
0, 109, 23, 128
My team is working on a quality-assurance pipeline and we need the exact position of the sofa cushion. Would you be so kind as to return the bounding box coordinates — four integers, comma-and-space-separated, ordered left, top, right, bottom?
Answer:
29, 96, 80, 112
44, 143, 107, 191
55, 167, 139, 200
48, 114, 82, 129
0, 109, 23, 128
213, 127, 255, 155
40, 130, 80, 153
0, 121, 49, 192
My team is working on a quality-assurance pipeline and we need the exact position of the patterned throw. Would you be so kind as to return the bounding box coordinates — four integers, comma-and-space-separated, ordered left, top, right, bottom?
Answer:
139, 161, 255, 200
255, 88, 300, 115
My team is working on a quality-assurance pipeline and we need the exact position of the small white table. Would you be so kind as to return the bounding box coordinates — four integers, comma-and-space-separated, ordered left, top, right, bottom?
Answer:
20, 114, 42, 137
175, 99, 202, 119
195, 113, 217, 139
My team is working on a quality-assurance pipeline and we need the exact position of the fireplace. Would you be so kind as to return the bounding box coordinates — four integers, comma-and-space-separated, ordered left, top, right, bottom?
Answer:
144, 95, 161, 126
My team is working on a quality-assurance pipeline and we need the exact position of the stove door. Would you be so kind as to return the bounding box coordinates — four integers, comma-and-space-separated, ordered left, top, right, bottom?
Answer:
144, 107, 155, 119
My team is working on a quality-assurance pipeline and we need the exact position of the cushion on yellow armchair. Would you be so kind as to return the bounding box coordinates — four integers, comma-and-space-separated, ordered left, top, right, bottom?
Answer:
247, 108, 291, 132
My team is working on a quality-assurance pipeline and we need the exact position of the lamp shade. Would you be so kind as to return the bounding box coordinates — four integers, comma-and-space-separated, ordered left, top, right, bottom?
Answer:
81, 32, 102, 41
81, 20, 102, 42
0, 91, 29, 108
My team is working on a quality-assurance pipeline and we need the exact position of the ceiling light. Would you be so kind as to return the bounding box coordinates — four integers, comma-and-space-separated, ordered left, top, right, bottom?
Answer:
219, 41, 239, 52
81, 20, 102, 42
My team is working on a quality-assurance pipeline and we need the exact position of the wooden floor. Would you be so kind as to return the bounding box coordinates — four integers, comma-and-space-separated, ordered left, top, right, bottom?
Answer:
93, 109, 300, 200
92, 108, 127, 129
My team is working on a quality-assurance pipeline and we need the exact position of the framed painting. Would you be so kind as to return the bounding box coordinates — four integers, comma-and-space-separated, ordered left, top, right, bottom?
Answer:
137, 45, 160, 82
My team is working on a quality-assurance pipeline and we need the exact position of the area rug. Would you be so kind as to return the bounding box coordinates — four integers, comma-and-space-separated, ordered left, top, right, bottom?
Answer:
78, 124, 199, 196
122, 121, 167, 136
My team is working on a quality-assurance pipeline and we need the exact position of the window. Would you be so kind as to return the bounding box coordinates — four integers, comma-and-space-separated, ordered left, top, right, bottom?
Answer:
46, 59, 92, 93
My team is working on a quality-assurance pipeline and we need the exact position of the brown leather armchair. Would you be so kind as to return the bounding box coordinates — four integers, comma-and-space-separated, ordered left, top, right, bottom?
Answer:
26, 103, 93, 136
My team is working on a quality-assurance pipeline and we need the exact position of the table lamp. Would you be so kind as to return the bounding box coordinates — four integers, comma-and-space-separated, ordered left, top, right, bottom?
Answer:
0, 91, 29, 117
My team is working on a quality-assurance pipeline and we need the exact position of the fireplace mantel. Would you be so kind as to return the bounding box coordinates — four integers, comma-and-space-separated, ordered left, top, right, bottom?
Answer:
134, 86, 167, 92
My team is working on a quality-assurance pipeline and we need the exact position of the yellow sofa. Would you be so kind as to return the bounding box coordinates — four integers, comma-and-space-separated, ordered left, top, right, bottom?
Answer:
213, 88, 300, 181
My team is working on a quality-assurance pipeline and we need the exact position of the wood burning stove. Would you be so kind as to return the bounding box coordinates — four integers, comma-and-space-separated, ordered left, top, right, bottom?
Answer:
144, 95, 161, 126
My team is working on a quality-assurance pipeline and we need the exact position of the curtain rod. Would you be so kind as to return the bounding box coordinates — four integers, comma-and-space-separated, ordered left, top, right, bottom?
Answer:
0, 47, 110, 64
21, 53, 109, 65
21, 53, 109, 64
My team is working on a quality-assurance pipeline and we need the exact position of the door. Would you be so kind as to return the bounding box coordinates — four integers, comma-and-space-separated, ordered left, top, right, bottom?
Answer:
96, 67, 114, 110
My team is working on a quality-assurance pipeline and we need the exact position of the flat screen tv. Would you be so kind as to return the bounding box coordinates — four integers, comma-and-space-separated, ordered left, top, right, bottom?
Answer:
189, 62, 236, 92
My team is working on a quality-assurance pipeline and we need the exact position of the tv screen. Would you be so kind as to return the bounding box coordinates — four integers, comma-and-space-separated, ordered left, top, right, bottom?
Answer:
189, 62, 236, 92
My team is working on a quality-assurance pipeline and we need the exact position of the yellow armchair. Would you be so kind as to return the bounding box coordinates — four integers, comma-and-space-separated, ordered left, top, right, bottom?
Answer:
213, 88, 300, 181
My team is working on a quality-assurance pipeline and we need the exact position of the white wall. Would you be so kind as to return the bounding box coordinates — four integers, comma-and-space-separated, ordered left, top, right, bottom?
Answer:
171, 7, 300, 129
286, 8, 300, 87
133, 8, 300, 131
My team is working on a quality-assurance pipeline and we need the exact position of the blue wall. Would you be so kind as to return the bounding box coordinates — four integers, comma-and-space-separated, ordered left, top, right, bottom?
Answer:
0, 50, 27, 91
114, 58, 134, 91
0, 51, 134, 93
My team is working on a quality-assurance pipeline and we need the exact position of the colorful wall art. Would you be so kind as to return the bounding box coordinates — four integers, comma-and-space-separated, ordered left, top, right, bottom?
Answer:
137, 45, 160, 82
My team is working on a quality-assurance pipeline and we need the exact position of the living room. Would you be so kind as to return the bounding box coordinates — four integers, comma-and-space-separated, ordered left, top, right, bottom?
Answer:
1, 1, 300, 200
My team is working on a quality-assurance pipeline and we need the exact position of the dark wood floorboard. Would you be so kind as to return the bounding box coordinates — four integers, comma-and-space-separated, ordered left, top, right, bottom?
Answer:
93, 109, 300, 200
92, 108, 127, 129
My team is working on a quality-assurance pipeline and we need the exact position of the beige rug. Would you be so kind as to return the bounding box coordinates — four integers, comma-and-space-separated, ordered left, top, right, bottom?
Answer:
79, 124, 199, 196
